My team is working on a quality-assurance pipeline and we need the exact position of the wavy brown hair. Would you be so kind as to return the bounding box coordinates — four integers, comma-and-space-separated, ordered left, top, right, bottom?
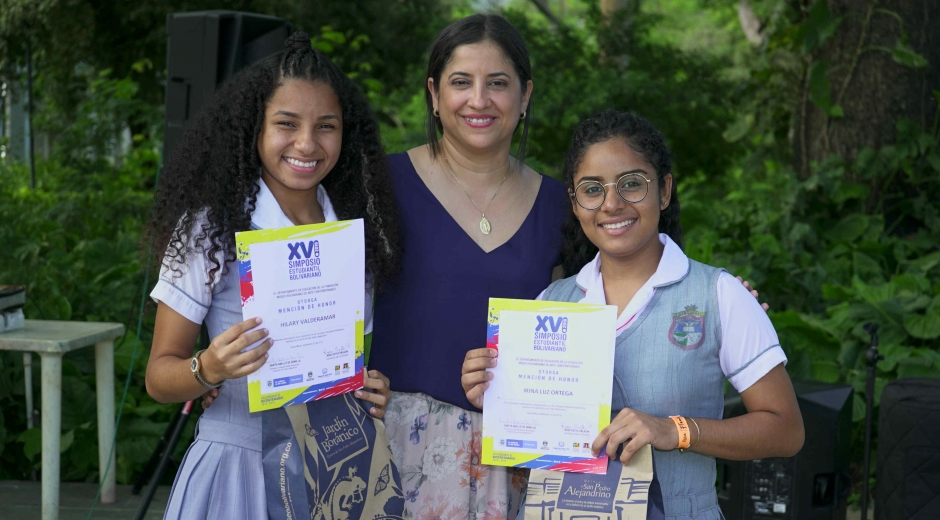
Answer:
146, 32, 400, 291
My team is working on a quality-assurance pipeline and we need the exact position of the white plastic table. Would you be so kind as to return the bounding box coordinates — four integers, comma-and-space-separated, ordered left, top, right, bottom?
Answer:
0, 319, 124, 520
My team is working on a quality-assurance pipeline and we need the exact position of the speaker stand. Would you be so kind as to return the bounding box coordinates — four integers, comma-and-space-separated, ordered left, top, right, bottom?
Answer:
860, 322, 883, 520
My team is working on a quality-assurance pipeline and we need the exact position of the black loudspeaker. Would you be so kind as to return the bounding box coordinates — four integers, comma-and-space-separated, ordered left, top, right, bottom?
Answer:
875, 378, 940, 520
717, 381, 853, 520
163, 10, 292, 160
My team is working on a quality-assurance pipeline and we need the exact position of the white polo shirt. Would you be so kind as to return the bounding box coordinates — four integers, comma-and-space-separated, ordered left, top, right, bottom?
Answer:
540, 234, 786, 393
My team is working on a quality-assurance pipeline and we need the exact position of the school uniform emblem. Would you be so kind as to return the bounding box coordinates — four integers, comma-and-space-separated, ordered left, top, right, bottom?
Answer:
669, 305, 706, 350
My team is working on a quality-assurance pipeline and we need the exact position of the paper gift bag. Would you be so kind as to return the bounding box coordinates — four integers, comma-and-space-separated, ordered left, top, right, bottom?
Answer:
523, 444, 661, 520
262, 393, 405, 520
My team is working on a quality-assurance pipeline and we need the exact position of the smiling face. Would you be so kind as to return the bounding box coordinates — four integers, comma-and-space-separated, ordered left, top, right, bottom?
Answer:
257, 79, 343, 193
571, 137, 673, 262
429, 40, 532, 155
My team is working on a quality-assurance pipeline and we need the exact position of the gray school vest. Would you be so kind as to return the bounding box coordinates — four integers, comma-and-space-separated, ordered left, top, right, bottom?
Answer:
542, 260, 725, 520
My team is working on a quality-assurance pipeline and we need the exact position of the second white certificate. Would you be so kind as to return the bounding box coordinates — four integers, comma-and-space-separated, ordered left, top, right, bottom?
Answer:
482, 298, 617, 474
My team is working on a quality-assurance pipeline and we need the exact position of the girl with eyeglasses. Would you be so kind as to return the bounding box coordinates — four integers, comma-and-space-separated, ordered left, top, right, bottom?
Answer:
462, 109, 804, 520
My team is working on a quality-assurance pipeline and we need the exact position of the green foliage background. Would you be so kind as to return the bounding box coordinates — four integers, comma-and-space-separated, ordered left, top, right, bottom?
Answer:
0, 0, 937, 500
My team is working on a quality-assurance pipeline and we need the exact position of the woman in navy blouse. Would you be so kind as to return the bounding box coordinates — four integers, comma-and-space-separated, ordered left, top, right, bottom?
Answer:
370, 13, 567, 519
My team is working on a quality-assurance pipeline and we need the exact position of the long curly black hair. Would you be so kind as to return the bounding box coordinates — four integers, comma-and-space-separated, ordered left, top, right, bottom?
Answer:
146, 32, 401, 291
560, 109, 682, 277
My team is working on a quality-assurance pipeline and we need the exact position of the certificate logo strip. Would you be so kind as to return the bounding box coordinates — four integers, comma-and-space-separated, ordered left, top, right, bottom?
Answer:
248, 358, 365, 412
482, 436, 608, 474
247, 367, 364, 413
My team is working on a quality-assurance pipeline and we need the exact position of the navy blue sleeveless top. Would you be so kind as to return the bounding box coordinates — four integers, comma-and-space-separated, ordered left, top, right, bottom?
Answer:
371, 152, 570, 411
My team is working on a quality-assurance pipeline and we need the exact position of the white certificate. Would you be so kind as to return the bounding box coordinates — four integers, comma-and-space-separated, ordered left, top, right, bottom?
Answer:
235, 220, 366, 412
482, 298, 617, 474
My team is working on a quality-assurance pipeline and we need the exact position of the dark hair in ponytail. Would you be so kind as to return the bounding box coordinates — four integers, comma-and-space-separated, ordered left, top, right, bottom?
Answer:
560, 109, 682, 277
147, 32, 401, 291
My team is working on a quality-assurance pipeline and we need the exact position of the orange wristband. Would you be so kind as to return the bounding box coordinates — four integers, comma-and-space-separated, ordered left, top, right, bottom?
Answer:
669, 415, 691, 450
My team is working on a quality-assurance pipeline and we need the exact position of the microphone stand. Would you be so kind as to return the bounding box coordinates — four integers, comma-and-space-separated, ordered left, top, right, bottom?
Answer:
860, 322, 882, 520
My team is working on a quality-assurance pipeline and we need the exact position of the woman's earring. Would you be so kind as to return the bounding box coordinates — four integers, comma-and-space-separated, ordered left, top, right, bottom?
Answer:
434, 109, 440, 118
661, 201, 667, 208
520, 111, 527, 120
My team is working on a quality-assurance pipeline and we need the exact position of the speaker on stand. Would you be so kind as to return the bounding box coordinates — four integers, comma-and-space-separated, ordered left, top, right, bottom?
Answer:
717, 381, 853, 520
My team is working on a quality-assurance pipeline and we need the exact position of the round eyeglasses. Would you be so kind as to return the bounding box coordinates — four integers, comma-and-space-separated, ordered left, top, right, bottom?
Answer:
571, 173, 653, 210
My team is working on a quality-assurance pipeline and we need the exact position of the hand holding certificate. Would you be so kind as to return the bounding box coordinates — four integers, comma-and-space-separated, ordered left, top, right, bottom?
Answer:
480, 298, 617, 474
235, 219, 366, 412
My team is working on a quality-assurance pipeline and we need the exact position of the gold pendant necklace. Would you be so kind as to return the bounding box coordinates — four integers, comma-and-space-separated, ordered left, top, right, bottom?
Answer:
442, 152, 510, 235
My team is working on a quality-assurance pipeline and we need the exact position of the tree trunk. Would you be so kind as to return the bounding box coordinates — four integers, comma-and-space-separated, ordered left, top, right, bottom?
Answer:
793, 0, 940, 177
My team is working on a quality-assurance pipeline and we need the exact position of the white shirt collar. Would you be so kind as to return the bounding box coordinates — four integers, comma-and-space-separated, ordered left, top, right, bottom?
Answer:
575, 233, 690, 333
250, 177, 337, 230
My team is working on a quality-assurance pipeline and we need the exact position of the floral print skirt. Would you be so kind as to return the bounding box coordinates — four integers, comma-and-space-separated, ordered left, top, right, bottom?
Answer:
385, 391, 526, 519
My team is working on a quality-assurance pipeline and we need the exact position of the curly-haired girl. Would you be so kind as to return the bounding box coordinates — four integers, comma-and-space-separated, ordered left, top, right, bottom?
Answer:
463, 110, 804, 520
144, 32, 401, 519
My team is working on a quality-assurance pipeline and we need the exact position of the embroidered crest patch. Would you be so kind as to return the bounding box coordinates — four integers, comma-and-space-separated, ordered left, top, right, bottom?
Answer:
669, 304, 706, 350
